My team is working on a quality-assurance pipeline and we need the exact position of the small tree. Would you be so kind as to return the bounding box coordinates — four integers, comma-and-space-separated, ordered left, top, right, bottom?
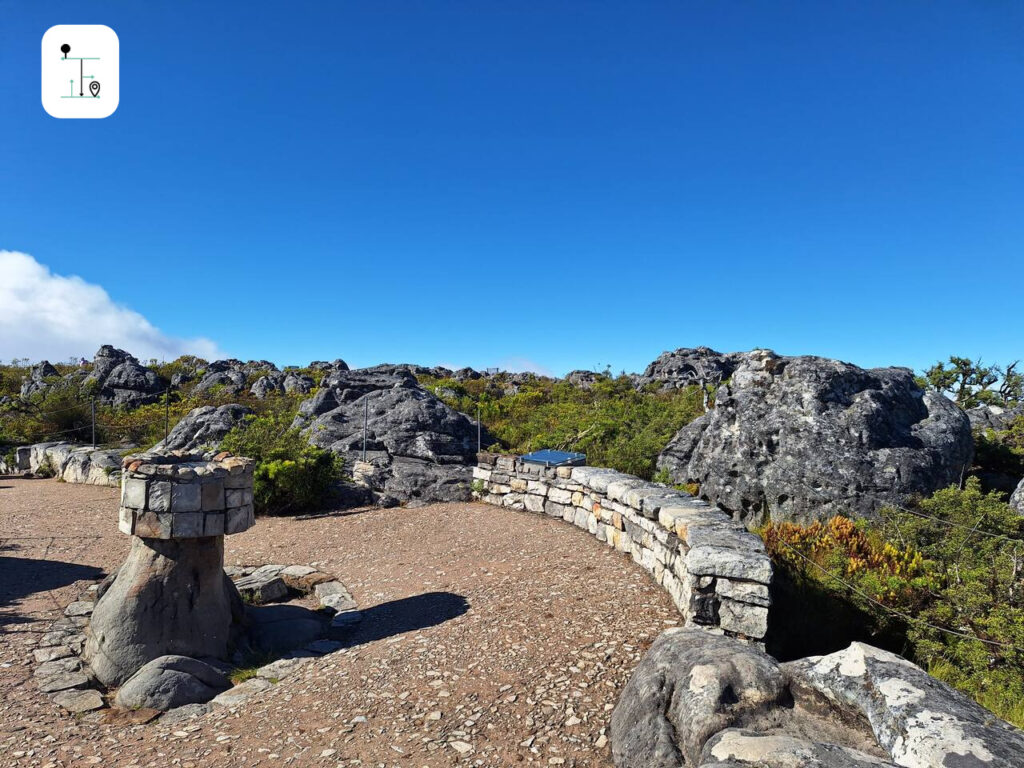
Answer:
921, 357, 1022, 408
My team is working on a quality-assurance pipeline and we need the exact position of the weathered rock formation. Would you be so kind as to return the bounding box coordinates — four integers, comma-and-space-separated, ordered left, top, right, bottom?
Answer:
965, 403, 1024, 432
657, 350, 973, 524
19, 360, 60, 398
636, 347, 744, 392
155, 404, 254, 452
83, 346, 166, 407
294, 369, 484, 502
612, 628, 1024, 768
250, 371, 314, 399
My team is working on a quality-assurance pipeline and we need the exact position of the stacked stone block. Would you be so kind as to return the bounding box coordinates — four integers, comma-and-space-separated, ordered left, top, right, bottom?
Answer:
474, 453, 772, 642
118, 451, 255, 539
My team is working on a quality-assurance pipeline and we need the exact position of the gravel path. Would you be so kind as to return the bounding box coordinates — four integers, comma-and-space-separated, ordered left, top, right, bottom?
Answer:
0, 477, 679, 767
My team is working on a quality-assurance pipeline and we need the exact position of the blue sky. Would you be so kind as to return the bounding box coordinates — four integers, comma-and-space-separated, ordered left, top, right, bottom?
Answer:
2, 1, 1022, 375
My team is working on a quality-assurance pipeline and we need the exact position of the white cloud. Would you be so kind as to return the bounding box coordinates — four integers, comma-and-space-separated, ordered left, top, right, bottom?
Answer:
0, 250, 224, 363
497, 357, 554, 376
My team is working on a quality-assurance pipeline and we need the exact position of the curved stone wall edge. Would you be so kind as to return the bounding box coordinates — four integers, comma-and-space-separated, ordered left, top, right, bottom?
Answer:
474, 453, 772, 642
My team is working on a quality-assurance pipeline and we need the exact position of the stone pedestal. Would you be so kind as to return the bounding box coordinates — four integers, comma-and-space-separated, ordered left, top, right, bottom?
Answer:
83, 451, 255, 687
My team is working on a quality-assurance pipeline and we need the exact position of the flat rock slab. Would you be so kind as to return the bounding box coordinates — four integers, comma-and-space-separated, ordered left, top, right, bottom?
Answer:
52, 689, 105, 714
210, 677, 273, 709
234, 573, 288, 604
699, 730, 899, 768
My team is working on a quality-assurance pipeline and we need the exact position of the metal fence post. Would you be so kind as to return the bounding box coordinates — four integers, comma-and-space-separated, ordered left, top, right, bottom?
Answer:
164, 387, 170, 442
362, 397, 368, 461
91, 398, 96, 448
477, 400, 481, 453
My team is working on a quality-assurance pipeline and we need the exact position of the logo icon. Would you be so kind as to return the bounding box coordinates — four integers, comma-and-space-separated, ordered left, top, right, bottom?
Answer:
42, 25, 119, 119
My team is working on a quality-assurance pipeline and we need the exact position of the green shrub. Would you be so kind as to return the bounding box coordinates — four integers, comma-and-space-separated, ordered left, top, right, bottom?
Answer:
420, 373, 704, 480
761, 479, 1024, 727
220, 407, 343, 516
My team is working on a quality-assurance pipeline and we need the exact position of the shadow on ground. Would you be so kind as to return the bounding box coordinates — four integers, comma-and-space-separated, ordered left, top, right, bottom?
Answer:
342, 591, 470, 647
0, 554, 105, 631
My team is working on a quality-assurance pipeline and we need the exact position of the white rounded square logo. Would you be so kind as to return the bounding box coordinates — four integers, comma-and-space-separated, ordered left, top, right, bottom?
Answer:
41, 25, 119, 119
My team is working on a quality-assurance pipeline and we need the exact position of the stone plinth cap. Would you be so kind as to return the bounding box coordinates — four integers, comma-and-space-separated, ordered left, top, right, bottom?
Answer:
118, 450, 255, 540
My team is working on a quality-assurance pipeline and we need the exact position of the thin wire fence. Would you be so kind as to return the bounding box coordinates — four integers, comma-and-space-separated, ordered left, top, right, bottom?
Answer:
2, 387, 176, 450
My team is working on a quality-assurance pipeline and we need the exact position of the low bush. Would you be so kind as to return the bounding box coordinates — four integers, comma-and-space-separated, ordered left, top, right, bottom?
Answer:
760, 479, 1024, 727
420, 373, 704, 479
219, 407, 343, 516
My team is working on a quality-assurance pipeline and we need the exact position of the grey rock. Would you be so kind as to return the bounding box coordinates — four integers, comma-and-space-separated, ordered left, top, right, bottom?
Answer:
309, 358, 350, 372
210, 677, 273, 708
158, 702, 211, 723
637, 347, 743, 392
611, 628, 787, 768
19, 360, 60, 398
52, 688, 106, 713
658, 350, 974, 524
699, 730, 899, 768
293, 370, 486, 503
193, 369, 247, 397
1010, 478, 1024, 515
785, 642, 1024, 768
114, 655, 231, 711
564, 370, 607, 390
84, 537, 245, 687
83, 346, 166, 407
965, 403, 1024, 432
246, 604, 327, 656
234, 572, 289, 604
256, 656, 309, 681
250, 371, 314, 399
155, 404, 254, 452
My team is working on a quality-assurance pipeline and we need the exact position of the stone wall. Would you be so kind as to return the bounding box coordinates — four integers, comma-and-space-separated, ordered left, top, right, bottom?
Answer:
474, 454, 772, 641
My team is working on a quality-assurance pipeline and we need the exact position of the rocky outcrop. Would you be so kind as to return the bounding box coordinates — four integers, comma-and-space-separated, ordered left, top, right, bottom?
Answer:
612, 628, 1023, 768
785, 642, 1024, 768
22, 442, 122, 486
250, 371, 314, 399
154, 404, 254, 452
636, 347, 743, 392
309, 359, 350, 372
19, 361, 60, 398
965, 403, 1024, 432
657, 350, 973, 524
193, 368, 247, 397
114, 655, 231, 711
564, 370, 605, 390
83, 346, 166, 407
294, 370, 483, 502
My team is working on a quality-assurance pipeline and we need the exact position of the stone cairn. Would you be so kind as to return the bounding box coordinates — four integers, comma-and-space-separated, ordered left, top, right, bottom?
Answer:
83, 451, 255, 688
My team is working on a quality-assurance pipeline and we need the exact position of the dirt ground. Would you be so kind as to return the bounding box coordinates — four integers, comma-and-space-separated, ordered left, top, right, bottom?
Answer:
0, 478, 679, 767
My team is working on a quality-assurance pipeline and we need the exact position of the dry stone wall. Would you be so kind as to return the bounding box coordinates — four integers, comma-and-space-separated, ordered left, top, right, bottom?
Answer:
474, 454, 772, 641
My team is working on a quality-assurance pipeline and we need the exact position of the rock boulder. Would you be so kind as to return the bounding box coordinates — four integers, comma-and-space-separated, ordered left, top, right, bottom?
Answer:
155, 404, 254, 452
613, 629, 1024, 768
114, 655, 231, 711
293, 370, 485, 502
657, 350, 973, 524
